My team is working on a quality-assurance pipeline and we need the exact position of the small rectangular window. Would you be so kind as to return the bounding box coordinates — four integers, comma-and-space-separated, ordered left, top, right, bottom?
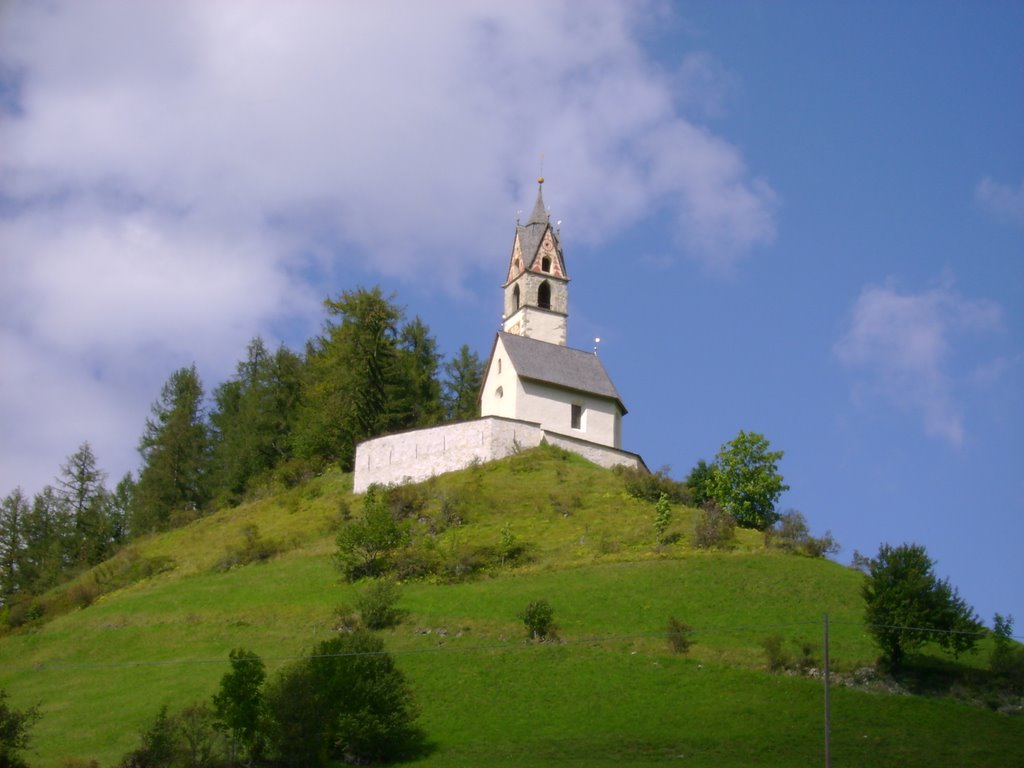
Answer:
571, 403, 584, 430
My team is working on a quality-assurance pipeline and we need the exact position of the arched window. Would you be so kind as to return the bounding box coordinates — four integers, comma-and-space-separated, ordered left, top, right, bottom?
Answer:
512, 284, 520, 311
541, 256, 552, 272
538, 281, 551, 310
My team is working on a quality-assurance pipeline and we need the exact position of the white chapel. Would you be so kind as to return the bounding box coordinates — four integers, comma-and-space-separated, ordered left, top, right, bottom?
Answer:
352, 179, 644, 493
479, 178, 627, 450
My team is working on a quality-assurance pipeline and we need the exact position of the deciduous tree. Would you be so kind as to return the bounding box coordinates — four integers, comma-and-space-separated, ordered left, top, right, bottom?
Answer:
862, 542, 982, 670
708, 431, 789, 530
213, 648, 265, 765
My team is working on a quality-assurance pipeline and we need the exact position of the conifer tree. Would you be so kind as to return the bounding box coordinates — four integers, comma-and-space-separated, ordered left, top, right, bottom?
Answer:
0, 488, 30, 602
294, 288, 405, 471
441, 344, 484, 422
395, 317, 443, 429
56, 442, 112, 566
210, 338, 303, 502
133, 365, 210, 533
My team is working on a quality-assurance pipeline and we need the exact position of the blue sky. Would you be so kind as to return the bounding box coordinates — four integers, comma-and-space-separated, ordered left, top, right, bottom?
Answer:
1, 1, 1021, 628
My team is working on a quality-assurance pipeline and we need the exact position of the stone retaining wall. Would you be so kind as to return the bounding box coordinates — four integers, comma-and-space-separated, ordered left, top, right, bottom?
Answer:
352, 416, 646, 493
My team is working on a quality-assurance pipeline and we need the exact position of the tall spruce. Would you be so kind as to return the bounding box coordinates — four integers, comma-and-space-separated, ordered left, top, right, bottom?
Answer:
0, 489, 30, 602
56, 442, 112, 566
133, 365, 210, 533
395, 317, 443, 429
210, 338, 303, 503
23, 486, 70, 591
441, 344, 484, 422
294, 288, 405, 471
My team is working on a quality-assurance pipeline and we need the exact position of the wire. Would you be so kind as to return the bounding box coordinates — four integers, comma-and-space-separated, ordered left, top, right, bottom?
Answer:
22, 615, 1021, 672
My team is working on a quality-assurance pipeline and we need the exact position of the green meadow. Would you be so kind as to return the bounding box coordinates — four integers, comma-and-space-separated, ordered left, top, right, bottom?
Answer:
1, 448, 1019, 766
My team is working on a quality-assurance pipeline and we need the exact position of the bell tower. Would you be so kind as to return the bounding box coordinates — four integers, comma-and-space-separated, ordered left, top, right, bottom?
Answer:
502, 178, 569, 346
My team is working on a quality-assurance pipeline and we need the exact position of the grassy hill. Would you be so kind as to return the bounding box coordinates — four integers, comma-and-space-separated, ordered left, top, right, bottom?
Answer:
0, 446, 1020, 766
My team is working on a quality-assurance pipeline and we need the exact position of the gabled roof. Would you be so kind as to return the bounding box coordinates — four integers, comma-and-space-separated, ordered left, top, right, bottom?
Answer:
494, 332, 627, 414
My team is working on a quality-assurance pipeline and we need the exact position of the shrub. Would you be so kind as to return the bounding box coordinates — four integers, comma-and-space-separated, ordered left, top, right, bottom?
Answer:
0, 688, 40, 768
617, 465, 690, 504
692, 502, 735, 549
760, 635, 789, 672
764, 510, 839, 558
67, 579, 100, 609
117, 705, 178, 768
499, 522, 527, 565
355, 577, 403, 630
684, 459, 716, 506
654, 493, 672, 544
666, 617, 694, 654
759, 636, 817, 674
383, 483, 429, 520
991, 614, 1024, 692
263, 631, 423, 767
213, 525, 282, 572
335, 486, 408, 581
521, 599, 555, 640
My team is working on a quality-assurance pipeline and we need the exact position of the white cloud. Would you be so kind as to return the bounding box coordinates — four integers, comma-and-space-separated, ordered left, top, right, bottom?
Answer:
0, 0, 776, 495
834, 280, 1003, 445
975, 177, 1024, 227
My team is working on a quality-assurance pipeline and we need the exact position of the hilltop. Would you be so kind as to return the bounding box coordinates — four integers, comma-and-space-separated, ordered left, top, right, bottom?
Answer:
0, 446, 1020, 766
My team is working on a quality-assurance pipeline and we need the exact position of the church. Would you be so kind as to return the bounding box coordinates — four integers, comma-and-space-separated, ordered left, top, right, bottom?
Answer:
352, 179, 645, 493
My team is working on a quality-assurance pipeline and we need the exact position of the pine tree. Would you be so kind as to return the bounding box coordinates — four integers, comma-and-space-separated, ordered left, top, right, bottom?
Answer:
56, 442, 112, 566
441, 344, 484, 422
294, 288, 405, 471
395, 317, 443, 429
209, 339, 304, 503
0, 489, 30, 602
133, 365, 210, 533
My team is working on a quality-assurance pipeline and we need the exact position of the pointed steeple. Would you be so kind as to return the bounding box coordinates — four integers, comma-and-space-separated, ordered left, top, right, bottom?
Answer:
501, 177, 569, 345
527, 177, 548, 225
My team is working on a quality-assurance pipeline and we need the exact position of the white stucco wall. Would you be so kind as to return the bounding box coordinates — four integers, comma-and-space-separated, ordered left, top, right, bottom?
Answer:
502, 307, 567, 346
518, 379, 621, 449
480, 336, 518, 420
480, 336, 622, 450
352, 416, 645, 493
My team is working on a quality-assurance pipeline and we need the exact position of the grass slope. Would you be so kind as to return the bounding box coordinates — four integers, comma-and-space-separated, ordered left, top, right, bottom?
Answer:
0, 447, 1019, 766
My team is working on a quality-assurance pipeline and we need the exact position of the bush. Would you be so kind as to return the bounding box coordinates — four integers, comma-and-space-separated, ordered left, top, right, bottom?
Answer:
666, 617, 694, 654
692, 502, 735, 549
0, 688, 40, 768
764, 510, 839, 558
383, 483, 430, 520
521, 599, 555, 640
654, 493, 672, 544
759, 636, 816, 674
760, 635, 789, 672
355, 577, 404, 630
67, 579, 101, 609
263, 631, 423, 766
213, 525, 282, 572
617, 465, 691, 504
335, 486, 408, 581
991, 614, 1024, 692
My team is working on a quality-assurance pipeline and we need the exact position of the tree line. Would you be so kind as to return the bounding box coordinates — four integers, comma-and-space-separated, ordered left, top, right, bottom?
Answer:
0, 287, 485, 612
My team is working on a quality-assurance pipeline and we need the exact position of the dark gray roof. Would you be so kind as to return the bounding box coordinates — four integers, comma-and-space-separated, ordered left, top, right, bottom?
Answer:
496, 332, 627, 413
515, 182, 565, 273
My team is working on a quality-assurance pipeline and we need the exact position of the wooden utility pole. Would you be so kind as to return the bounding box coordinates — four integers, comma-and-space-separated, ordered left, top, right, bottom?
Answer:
824, 613, 832, 768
